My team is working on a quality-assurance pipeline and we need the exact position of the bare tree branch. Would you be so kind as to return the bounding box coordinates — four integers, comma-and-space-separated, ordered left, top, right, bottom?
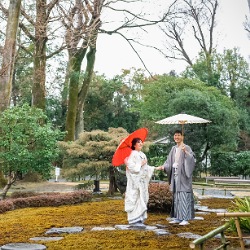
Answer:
160, 0, 218, 67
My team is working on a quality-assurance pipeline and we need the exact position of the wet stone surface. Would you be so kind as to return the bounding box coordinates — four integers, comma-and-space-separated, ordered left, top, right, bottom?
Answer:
1, 243, 46, 250
177, 232, 202, 239
193, 216, 204, 221
114, 224, 171, 235
194, 204, 227, 213
91, 227, 116, 231
45, 226, 83, 234
154, 229, 171, 236
30, 237, 64, 242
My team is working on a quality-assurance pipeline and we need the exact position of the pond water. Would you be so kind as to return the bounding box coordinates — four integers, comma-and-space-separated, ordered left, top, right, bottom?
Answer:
193, 188, 234, 198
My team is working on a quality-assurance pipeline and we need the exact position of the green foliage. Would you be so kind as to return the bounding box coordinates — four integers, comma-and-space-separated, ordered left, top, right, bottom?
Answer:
230, 197, 250, 232
234, 151, 250, 178
210, 151, 237, 176
45, 96, 65, 130
58, 127, 129, 181
210, 150, 250, 177
74, 181, 94, 190
139, 75, 240, 170
13, 47, 34, 106
182, 48, 250, 136
0, 172, 7, 188
182, 51, 221, 88
0, 104, 64, 184
84, 74, 140, 133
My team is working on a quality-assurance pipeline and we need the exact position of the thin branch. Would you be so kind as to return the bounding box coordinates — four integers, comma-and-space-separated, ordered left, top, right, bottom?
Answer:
114, 32, 154, 78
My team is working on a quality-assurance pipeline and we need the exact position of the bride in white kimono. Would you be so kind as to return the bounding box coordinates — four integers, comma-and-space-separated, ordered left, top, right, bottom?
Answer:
124, 137, 159, 226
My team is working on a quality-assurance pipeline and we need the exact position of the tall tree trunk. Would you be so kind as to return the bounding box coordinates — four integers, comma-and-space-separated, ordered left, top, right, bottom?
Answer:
61, 61, 70, 131
64, 56, 82, 141
32, 0, 47, 110
75, 47, 96, 139
107, 166, 117, 195
0, 0, 21, 112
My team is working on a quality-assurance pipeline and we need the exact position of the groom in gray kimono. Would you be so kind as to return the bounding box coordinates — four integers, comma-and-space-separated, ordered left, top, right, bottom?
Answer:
160, 130, 195, 226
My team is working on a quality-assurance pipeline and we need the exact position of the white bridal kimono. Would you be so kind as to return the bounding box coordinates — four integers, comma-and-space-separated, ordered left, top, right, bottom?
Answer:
124, 150, 155, 224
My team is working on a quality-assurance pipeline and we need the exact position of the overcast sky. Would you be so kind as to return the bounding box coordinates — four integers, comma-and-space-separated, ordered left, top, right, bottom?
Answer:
94, 0, 250, 78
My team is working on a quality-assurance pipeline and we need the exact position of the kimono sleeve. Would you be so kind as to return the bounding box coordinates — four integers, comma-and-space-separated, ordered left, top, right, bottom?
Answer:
184, 146, 196, 178
163, 147, 174, 177
127, 151, 141, 173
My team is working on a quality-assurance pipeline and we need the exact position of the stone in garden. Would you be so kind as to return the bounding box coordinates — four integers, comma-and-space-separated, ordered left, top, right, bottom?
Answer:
154, 229, 171, 236
45, 226, 83, 234
91, 226, 115, 231
244, 239, 250, 247
155, 224, 167, 228
128, 223, 146, 229
177, 232, 202, 239
114, 224, 130, 230
193, 216, 204, 220
1, 243, 46, 250
144, 225, 158, 230
30, 237, 64, 242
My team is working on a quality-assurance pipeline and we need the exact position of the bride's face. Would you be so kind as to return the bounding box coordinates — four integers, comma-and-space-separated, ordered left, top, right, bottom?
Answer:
135, 140, 143, 151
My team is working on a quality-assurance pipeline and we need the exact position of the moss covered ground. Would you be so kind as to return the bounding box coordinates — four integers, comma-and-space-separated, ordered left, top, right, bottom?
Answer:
0, 195, 243, 250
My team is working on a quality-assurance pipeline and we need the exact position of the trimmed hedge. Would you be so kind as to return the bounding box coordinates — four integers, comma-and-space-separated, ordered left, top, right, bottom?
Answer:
148, 181, 172, 212
0, 190, 92, 214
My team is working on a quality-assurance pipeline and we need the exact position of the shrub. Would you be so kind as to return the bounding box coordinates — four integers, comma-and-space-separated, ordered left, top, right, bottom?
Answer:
148, 181, 172, 212
0, 173, 7, 188
0, 190, 92, 213
229, 197, 250, 232
75, 181, 94, 190
11, 191, 39, 198
10, 191, 61, 198
22, 172, 44, 182
0, 200, 14, 213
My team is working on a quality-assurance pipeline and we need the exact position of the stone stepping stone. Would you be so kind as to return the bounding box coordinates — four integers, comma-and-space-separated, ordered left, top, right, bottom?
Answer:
30, 237, 64, 242
115, 224, 156, 231
0, 243, 46, 250
177, 232, 201, 239
193, 216, 204, 221
155, 224, 167, 228
114, 225, 130, 230
91, 227, 115, 231
195, 205, 227, 213
45, 226, 83, 234
144, 225, 158, 230
244, 239, 250, 247
128, 224, 147, 229
153, 229, 171, 236
195, 211, 210, 215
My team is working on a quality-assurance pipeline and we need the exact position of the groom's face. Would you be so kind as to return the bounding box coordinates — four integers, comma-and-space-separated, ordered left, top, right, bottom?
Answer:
174, 133, 183, 144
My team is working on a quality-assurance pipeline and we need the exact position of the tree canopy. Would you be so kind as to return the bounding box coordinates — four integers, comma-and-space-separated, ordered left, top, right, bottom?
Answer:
0, 104, 64, 198
139, 75, 240, 166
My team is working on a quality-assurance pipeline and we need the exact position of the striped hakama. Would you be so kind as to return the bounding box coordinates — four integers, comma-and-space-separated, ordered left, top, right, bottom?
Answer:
172, 177, 195, 220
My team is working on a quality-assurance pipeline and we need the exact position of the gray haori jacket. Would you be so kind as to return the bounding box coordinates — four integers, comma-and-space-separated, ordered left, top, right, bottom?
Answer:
163, 144, 195, 192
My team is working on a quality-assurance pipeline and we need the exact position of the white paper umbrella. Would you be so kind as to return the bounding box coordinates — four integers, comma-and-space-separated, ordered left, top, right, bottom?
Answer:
155, 113, 211, 136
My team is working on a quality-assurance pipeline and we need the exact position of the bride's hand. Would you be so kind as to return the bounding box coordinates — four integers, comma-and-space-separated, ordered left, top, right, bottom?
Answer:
155, 166, 164, 170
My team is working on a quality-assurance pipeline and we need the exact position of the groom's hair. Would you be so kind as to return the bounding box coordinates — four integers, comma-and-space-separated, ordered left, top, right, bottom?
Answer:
174, 130, 182, 135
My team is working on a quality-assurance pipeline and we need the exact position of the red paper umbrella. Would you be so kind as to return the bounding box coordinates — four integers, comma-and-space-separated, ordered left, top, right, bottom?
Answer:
112, 128, 148, 167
